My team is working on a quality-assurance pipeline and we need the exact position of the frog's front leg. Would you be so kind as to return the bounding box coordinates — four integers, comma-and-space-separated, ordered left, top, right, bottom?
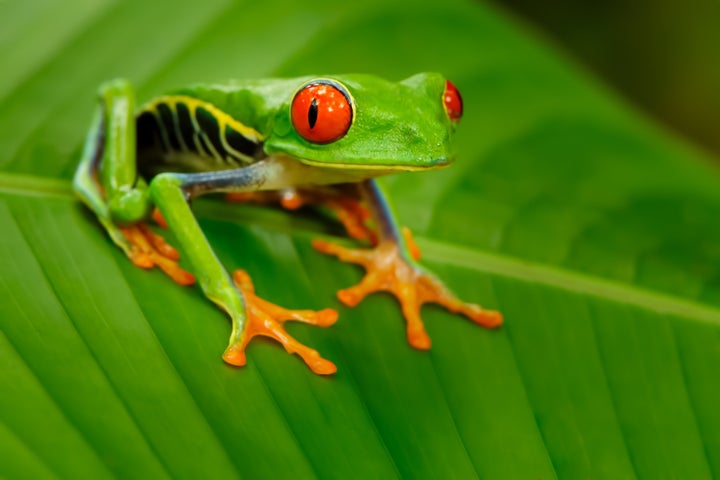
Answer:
73, 79, 194, 285
313, 179, 502, 349
149, 168, 338, 374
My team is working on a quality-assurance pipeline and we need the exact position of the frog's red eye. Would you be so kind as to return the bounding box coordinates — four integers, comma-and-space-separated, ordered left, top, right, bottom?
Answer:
443, 80, 463, 122
291, 81, 353, 144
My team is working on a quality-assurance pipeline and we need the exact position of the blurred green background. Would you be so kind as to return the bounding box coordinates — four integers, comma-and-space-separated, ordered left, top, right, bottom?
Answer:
494, 0, 720, 157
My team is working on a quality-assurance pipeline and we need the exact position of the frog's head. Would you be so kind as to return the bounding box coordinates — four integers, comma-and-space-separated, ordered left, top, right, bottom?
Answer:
264, 72, 463, 172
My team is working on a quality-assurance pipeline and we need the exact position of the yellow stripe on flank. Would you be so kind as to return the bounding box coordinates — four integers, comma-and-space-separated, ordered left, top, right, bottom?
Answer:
142, 95, 265, 143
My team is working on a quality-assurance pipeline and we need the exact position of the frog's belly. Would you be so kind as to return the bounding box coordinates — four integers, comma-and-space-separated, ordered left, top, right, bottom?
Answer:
138, 149, 393, 193
258, 155, 394, 190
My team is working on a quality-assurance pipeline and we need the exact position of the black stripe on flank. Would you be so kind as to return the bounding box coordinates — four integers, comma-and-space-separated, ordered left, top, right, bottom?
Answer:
195, 106, 226, 160
225, 124, 263, 159
156, 103, 181, 151
175, 102, 198, 154
136, 111, 168, 153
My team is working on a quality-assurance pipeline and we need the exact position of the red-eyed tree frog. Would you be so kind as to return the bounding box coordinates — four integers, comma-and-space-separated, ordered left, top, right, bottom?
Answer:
73, 73, 502, 375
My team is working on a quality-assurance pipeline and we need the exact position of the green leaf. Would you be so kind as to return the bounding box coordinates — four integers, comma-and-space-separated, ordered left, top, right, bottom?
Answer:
1, 0, 719, 478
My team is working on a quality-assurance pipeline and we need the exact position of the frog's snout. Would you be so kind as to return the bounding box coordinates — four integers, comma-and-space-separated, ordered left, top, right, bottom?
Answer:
430, 156, 452, 168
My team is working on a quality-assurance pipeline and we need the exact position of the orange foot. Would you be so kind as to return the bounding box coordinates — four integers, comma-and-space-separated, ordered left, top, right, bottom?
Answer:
320, 194, 377, 244
223, 270, 339, 375
119, 222, 196, 285
312, 238, 503, 349
227, 189, 377, 244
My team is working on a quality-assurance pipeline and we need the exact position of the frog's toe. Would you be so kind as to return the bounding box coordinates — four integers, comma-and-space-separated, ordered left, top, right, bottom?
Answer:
151, 207, 168, 228
302, 350, 338, 375
336, 272, 382, 307
225, 269, 337, 375
222, 344, 248, 367
327, 196, 376, 244
401, 302, 432, 350
430, 284, 504, 329
312, 238, 371, 263
459, 304, 503, 328
401, 227, 421, 260
119, 222, 195, 286
407, 324, 432, 350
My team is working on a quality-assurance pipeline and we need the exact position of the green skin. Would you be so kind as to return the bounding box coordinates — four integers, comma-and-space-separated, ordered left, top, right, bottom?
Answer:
73, 73, 463, 366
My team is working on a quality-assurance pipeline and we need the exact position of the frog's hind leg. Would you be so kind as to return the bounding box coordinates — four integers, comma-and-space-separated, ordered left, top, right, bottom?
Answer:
313, 179, 502, 349
149, 167, 337, 374
73, 80, 194, 285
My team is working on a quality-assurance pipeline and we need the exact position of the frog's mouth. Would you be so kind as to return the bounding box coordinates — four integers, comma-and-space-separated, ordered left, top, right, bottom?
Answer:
262, 155, 450, 189
296, 156, 452, 172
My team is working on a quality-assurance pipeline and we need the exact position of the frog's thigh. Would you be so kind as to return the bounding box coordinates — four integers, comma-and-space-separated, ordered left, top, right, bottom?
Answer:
73, 108, 108, 219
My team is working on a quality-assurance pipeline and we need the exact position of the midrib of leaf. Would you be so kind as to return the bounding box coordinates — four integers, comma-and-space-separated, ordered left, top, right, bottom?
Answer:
0, 172, 72, 198
420, 238, 720, 324
3, 170, 717, 326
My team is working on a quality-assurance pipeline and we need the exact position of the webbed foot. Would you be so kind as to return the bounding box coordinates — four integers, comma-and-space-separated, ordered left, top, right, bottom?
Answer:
222, 270, 338, 375
118, 222, 196, 285
312, 238, 502, 349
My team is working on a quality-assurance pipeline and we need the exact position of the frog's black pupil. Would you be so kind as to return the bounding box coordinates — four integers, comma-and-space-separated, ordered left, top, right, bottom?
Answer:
308, 97, 318, 129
